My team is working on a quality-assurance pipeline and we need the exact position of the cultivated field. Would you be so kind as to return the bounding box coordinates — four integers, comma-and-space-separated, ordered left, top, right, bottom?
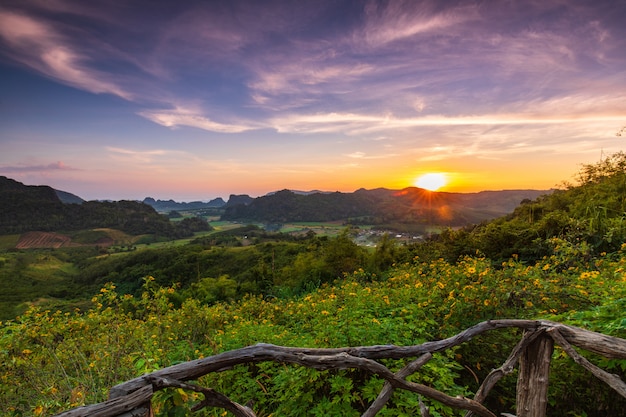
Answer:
15, 231, 73, 249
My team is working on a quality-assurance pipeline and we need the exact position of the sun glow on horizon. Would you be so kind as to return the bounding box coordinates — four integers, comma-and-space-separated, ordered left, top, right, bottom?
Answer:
414, 173, 448, 191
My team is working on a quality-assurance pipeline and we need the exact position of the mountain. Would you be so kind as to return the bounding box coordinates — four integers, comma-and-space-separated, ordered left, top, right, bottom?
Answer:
142, 195, 256, 212
0, 176, 69, 233
266, 189, 330, 196
143, 197, 226, 212
0, 175, 550, 233
223, 194, 254, 208
55, 189, 85, 204
0, 176, 204, 236
221, 187, 551, 226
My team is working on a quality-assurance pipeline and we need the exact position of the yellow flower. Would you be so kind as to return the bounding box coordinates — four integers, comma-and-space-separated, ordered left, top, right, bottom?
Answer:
321, 310, 329, 315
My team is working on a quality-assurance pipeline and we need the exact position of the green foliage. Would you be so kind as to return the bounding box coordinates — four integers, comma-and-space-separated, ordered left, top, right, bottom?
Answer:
2, 154, 626, 415
188, 275, 238, 304
0, 234, 20, 250
0, 248, 97, 319
2, 244, 625, 416
416, 152, 626, 264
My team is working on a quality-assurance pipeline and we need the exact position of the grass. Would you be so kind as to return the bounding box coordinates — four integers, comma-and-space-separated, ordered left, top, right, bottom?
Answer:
0, 250, 87, 319
92, 228, 135, 244
278, 222, 347, 235
209, 221, 251, 231
133, 230, 216, 250
0, 234, 20, 250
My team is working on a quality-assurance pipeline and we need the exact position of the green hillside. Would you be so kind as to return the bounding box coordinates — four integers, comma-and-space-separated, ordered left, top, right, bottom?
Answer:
2, 239, 624, 416
0, 176, 211, 238
221, 187, 549, 227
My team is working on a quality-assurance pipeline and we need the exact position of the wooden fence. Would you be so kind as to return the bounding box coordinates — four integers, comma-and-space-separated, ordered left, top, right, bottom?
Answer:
53, 319, 626, 417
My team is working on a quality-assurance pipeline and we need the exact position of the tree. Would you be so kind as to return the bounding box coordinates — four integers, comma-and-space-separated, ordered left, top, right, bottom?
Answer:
190, 275, 238, 304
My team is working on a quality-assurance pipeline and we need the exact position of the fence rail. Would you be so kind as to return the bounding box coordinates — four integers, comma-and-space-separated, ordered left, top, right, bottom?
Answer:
53, 319, 626, 417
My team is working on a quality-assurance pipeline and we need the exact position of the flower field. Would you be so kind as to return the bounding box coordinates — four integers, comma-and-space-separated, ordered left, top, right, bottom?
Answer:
2, 239, 625, 416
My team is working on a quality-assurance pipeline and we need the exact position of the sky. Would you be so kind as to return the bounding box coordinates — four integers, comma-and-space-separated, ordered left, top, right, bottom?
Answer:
0, 0, 625, 201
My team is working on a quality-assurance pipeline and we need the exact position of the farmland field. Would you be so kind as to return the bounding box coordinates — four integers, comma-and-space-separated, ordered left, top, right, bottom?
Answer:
15, 231, 73, 249
279, 221, 348, 235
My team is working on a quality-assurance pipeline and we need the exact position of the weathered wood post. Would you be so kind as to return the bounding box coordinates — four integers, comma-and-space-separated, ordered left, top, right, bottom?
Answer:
516, 332, 554, 417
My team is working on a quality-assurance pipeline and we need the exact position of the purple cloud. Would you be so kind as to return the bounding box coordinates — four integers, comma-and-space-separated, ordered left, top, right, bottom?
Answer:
1, 161, 79, 173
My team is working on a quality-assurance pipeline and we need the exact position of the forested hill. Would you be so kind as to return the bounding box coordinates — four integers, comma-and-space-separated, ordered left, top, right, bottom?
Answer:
221, 187, 550, 225
0, 176, 206, 237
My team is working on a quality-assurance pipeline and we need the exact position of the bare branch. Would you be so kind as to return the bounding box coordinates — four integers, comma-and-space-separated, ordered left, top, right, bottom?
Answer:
110, 319, 543, 399
279, 351, 496, 417
548, 328, 626, 398
53, 385, 153, 417
52, 320, 626, 417
545, 323, 626, 359
147, 376, 256, 417
465, 329, 546, 417
363, 352, 432, 417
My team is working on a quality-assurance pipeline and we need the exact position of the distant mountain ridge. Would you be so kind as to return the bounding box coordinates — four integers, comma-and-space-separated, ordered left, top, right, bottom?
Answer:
142, 197, 226, 212
141, 194, 256, 212
0, 176, 551, 233
221, 187, 551, 226
0, 176, 205, 236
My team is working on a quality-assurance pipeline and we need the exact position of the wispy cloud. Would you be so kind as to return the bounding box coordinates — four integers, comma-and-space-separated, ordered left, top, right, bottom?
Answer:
1, 0, 625, 198
270, 111, 625, 136
137, 106, 256, 133
359, 0, 477, 47
3, 0, 623, 136
345, 151, 398, 160
0, 161, 78, 173
0, 10, 132, 99
106, 147, 179, 164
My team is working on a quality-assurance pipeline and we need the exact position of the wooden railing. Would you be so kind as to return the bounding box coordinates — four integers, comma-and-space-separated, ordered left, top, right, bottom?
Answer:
53, 319, 626, 417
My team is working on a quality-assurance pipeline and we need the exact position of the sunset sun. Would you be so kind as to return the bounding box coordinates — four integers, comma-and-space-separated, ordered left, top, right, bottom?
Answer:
415, 173, 447, 191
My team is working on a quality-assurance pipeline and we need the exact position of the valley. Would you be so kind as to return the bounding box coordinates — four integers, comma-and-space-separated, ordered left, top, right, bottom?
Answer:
1, 153, 625, 416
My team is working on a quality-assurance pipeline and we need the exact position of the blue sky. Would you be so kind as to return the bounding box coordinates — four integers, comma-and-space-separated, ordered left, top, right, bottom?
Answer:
1, 0, 625, 201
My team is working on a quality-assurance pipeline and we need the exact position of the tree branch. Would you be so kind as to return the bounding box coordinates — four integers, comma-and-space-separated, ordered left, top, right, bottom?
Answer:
53, 320, 626, 417
465, 329, 546, 417
147, 376, 256, 417
53, 385, 153, 417
362, 352, 432, 417
547, 328, 626, 398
